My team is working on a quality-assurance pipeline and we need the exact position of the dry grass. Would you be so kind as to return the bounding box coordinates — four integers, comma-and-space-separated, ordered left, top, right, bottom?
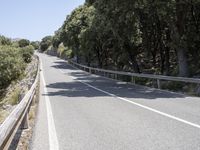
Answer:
0, 109, 9, 124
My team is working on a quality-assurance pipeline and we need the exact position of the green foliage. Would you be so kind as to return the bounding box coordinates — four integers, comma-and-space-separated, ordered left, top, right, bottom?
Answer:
19, 45, 34, 63
0, 35, 11, 45
18, 39, 30, 47
30, 41, 40, 50
57, 44, 73, 59
0, 35, 34, 92
0, 46, 26, 90
52, 31, 61, 48
40, 36, 52, 52
49, 0, 200, 77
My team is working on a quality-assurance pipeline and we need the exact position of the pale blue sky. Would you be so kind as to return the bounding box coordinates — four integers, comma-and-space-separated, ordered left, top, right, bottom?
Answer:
0, 0, 85, 41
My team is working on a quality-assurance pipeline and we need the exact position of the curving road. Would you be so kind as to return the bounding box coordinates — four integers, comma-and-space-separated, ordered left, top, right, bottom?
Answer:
31, 53, 200, 150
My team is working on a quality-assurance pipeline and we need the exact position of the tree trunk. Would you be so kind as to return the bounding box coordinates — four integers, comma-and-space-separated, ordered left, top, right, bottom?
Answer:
124, 42, 141, 73
177, 48, 189, 77
165, 28, 171, 75
164, 48, 170, 75
174, 0, 190, 77
96, 48, 103, 68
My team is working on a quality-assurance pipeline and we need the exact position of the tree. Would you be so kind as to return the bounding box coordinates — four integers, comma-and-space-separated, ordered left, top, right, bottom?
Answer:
52, 30, 62, 49
19, 45, 34, 63
50, 0, 200, 77
40, 36, 52, 52
18, 39, 30, 47
61, 5, 94, 63
0, 35, 11, 45
31, 41, 40, 50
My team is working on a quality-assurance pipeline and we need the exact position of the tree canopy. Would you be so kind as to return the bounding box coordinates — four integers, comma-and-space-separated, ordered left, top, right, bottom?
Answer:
18, 39, 30, 47
40, 36, 52, 52
48, 0, 200, 77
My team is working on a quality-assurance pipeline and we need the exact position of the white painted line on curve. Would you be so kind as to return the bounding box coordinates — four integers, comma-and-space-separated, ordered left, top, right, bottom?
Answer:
40, 61, 59, 150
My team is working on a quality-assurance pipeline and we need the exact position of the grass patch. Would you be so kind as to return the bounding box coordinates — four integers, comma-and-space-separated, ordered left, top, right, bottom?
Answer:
7, 88, 21, 105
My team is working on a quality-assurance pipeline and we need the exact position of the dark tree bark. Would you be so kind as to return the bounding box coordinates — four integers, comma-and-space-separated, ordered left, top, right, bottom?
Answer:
173, 0, 190, 77
176, 47, 189, 77
164, 47, 170, 75
124, 42, 141, 73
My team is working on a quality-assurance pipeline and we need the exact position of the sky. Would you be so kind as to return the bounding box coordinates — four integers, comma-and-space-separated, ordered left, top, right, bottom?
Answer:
0, 0, 85, 41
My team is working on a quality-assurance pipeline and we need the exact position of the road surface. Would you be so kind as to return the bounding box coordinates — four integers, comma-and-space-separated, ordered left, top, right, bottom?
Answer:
31, 53, 200, 150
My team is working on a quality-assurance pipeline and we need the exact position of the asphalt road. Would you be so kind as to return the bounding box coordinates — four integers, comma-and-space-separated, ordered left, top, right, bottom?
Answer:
31, 53, 200, 150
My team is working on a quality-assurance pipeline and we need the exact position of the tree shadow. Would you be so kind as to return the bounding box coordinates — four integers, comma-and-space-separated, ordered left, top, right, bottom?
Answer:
44, 75, 186, 100
51, 61, 77, 70
45, 59, 187, 100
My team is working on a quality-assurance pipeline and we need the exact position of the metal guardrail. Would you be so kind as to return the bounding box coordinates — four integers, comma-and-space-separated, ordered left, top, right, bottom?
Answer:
68, 60, 200, 89
0, 57, 40, 150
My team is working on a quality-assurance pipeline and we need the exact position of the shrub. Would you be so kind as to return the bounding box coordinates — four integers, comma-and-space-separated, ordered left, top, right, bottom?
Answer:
40, 36, 52, 52
57, 44, 73, 59
0, 46, 25, 90
18, 39, 30, 47
19, 45, 34, 63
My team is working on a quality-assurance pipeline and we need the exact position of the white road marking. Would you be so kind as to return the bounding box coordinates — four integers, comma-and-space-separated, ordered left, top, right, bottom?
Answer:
77, 80, 200, 129
40, 61, 59, 150
57, 62, 200, 129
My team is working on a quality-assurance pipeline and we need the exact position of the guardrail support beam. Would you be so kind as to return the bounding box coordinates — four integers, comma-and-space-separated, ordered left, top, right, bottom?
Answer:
21, 112, 29, 130
157, 79, 161, 89
69, 60, 200, 91
131, 76, 136, 84
115, 74, 118, 80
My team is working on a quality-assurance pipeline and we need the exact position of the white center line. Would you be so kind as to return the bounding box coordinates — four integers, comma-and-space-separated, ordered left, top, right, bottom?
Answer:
40, 61, 59, 150
58, 62, 200, 130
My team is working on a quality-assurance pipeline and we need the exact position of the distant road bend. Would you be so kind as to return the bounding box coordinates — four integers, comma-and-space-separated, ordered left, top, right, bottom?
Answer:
31, 53, 200, 150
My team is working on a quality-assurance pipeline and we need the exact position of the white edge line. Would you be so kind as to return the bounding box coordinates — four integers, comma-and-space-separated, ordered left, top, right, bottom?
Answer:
58, 62, 200, 130
40, 61, 59, 150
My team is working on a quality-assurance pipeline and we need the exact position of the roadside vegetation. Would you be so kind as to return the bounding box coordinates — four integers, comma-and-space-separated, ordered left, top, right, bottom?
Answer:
40, 0, 200, 78
0, 36, 37, 95
39, 1, 200, 95
0, 35, 40, 122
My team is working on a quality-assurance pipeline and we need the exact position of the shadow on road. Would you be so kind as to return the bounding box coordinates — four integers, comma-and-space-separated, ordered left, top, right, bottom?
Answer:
44, 59, 186, 100
51, 61, 77, 70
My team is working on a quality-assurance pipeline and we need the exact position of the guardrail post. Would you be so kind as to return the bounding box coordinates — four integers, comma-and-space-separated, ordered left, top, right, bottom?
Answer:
131, 76, 136, 84
18, 93, 25, 102
115, 74, 118, 80
196, 84, 200, 96
157, 79, 161, 89
21, 112, 29, 129
31, 89, 36, 106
